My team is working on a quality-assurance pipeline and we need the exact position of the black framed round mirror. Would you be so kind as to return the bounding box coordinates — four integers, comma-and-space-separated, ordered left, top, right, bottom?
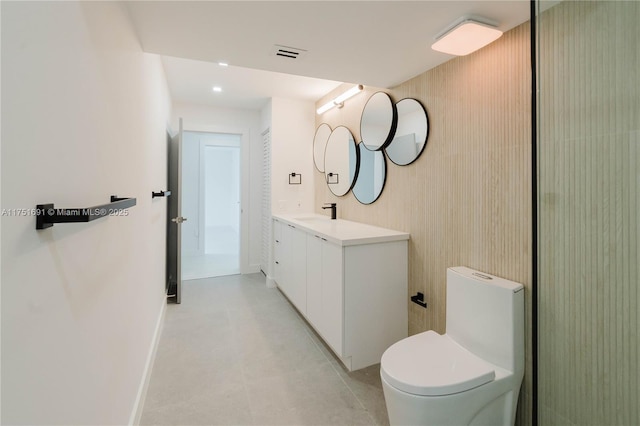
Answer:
313, 123, 332, 172
324, 126, 359, 197
384, 98, 429, 166
353, 142, 386, 205
360, 91, 397, 151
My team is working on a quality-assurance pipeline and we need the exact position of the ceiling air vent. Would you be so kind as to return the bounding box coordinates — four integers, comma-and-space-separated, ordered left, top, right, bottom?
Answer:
271, 44, 307, 60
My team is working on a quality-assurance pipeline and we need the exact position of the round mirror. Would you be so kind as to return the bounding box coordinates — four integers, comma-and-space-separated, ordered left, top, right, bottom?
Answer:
353, 143, 386, 205
360, 91, 397, 151
385, 98, 429, 166
324, 126, 359, 197
313, 123, 332, 172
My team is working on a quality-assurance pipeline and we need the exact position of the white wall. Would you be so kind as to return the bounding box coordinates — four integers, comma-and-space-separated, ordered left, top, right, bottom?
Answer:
1, 2, 171, 424
0, 1, 4, 421
0, 1, 4, 420
172, 102, 262, 273
269, 97, 316, 215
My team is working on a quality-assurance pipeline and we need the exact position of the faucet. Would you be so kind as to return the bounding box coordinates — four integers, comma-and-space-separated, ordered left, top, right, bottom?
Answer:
322, 203, 337, 220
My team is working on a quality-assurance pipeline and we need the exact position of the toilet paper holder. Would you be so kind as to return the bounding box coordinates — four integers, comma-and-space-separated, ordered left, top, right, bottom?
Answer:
411, 292, 427, 308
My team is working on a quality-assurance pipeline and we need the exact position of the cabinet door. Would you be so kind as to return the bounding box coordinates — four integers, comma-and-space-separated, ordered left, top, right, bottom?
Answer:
322, 241, 343, 355
277, 222, 294, 297
273, 220, 284, 284
289, 225, 307, 314
306, 235, 323, 327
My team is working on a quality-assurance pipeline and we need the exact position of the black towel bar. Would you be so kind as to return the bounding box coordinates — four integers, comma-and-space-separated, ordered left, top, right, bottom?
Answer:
36, 195, 136, 230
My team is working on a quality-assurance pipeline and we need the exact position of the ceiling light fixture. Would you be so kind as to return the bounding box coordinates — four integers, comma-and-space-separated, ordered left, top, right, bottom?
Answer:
218, 62, 228, 67
431, 16, 503, 56
212, 86, 222, 93
317, 84, 364, 115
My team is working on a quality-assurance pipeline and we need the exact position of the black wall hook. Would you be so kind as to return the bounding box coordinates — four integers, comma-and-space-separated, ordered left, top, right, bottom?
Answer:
152, 190, 172, 199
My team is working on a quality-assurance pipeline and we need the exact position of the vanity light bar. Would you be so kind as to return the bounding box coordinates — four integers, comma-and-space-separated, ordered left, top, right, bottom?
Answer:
317, 84, 364, 115
317, 101, 336, 115
334, 84, 364, 104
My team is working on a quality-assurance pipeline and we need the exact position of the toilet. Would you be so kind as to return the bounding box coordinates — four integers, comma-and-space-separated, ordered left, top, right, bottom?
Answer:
380, 266, 524, 425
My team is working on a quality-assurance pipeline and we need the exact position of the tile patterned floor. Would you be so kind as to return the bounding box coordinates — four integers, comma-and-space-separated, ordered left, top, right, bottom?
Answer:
181, 253, 240, 280
140, 273, 389, 426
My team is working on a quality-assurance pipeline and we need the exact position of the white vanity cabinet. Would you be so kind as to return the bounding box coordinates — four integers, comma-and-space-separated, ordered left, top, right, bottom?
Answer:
273, 220, 284, 284
272, 214, 409, 371
272, 219, 307, 315
306, 234, 344, 356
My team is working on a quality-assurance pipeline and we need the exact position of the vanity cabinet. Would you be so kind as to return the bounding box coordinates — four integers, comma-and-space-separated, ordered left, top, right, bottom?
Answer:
306, 234, 343, 356
273, 220, 284, 284
272, 215, 409, 371
273, 220, 307, 315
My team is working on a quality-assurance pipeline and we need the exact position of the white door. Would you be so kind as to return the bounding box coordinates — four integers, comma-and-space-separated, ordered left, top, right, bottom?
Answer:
167, 118, 186, 303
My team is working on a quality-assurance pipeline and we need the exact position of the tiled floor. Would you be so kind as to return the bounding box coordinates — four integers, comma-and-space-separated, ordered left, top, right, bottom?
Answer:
181, 253, 240, 280
140, 273, 389, 426
182, 226, 240, 280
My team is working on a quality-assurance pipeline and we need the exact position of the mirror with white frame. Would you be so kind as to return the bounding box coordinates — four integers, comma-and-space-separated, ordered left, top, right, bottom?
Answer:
353, 142, 386, 204
384, 98, 429, 166
313, 123, 332, 172
360, 91, 397, 151
324, 126, 359, 196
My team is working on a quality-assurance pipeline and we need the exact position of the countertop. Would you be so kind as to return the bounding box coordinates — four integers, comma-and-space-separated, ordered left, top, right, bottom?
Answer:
273, 213, 410, 246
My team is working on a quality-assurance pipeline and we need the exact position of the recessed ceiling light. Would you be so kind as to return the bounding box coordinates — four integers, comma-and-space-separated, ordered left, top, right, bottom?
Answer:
218, 62, 229, 67
431, 16, 503, 56
212, 86, 222, 93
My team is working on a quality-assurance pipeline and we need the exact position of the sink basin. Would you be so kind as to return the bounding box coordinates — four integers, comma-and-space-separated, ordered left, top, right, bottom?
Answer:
293, 215, 331, 222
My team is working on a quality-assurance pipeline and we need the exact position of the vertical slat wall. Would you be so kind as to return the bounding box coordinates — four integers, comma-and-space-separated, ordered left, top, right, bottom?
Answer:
314, 24, 533, 424
537, 2, 639, 425
261, 129, 272, 274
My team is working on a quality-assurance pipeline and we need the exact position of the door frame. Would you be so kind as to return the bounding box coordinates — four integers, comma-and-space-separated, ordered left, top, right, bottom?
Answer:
182, 123, 250, 274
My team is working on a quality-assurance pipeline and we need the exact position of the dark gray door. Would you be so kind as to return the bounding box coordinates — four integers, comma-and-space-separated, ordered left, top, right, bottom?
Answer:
167, 119, 185, 303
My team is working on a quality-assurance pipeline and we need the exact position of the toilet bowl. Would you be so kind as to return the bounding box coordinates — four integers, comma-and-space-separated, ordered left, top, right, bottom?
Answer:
380, 267, 524, 425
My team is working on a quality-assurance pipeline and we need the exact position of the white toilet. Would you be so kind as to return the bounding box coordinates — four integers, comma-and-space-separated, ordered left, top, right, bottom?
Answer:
380, 266, 524, 425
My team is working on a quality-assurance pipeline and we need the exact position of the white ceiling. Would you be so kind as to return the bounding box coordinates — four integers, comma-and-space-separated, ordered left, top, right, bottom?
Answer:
126, 1, 530, 110
161, 56, 343, 109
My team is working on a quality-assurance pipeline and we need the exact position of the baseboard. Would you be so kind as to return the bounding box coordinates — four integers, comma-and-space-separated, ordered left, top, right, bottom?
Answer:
128, 297, 166, 425
266, 275, 277, 288
246, 263, 261, 274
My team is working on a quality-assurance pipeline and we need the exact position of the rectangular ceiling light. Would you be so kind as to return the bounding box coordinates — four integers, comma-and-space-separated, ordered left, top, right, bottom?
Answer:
431, 17, 503, 56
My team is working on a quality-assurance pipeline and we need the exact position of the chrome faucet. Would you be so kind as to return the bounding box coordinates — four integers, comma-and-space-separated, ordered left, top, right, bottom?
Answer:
322, 203, 337, 220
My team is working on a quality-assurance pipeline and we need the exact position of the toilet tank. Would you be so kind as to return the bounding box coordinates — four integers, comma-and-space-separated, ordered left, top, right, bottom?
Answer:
446, 267, 524, 375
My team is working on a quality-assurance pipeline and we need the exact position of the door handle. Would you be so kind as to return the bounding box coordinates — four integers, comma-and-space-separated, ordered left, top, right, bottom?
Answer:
171, 216, 187, 224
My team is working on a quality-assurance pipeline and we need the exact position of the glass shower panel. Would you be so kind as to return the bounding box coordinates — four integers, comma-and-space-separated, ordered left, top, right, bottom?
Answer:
536, 1, 639, 424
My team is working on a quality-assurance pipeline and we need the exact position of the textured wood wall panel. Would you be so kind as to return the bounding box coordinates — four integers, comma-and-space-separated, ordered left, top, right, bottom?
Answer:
537, 2, 639, 425
315, 23, 533, 424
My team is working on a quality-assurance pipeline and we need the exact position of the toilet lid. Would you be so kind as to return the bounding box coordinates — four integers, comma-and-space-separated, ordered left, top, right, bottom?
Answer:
380, 330, 495, 396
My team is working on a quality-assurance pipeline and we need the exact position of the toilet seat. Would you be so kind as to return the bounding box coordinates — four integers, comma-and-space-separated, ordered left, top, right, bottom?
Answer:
380, 330, 496, 396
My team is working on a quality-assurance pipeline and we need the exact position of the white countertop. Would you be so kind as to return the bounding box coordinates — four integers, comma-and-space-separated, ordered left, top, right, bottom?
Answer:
273, 213, 410, 246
